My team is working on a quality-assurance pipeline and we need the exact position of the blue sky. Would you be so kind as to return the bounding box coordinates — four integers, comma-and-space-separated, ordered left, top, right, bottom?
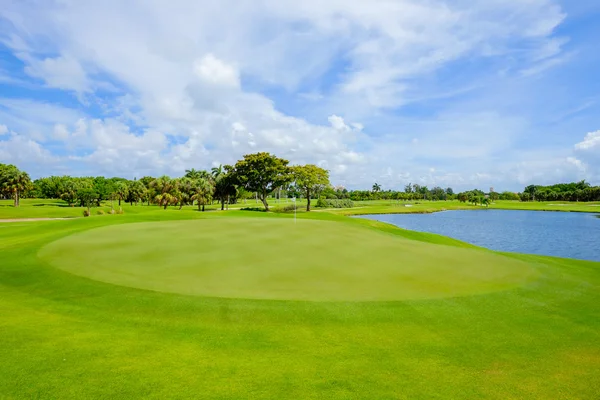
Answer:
1, 0, 599, 191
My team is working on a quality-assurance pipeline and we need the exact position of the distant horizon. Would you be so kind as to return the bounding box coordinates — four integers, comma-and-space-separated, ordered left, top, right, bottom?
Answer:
1, 1, 599, 191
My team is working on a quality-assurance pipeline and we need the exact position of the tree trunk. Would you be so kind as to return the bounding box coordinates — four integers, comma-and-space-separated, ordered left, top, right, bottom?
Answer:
118, 198, 121, 206
163, 202, 168, 210
202, 204, 205, 212
221, 198, 225, 210
14, 190, 19, 208
306, 189, 311, 212
260, 192, 269, 211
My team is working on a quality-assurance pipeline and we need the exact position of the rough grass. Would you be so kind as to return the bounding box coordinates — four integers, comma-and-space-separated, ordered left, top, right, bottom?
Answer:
1, 204, 600, 399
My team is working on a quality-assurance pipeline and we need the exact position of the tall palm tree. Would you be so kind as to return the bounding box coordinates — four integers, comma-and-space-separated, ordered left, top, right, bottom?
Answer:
114, 181, 129, 206
211, 165, 224, 179
191, 178, 214, 211
150, 176, 177, 209
1, 168, 33, 207
175, 177, 195, 209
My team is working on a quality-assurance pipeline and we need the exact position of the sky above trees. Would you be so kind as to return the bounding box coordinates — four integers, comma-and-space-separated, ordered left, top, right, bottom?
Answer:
0, 0, 599, 191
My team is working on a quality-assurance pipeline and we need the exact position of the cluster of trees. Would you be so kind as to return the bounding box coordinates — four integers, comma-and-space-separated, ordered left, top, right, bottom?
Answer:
5, 158, 600, 211
3, 153, 330, 212
344, 184, 454, 201
0, 164, 33, 207
522, 181, 600, 202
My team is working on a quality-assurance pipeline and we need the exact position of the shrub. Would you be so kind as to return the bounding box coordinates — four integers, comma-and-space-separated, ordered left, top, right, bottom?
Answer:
83, 209, 91, 217
280, 204, 298, 212
116, 208, 124, 214
97, 210, 105, 215
109, 209, 116, 215
315, 197, 354, 209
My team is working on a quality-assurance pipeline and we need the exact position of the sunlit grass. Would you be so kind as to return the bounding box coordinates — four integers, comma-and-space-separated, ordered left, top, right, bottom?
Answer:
1, 201, 599, 398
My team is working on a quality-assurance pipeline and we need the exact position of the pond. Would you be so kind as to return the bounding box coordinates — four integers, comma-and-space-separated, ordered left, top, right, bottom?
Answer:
359, 210, 600, 262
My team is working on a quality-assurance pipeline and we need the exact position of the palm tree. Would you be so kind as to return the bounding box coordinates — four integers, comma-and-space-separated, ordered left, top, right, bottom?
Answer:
185, 168, 201, 180
114, 181, 129, 206
372, 183, 381, 193
175, 177, 195, 209
1, 168, 33, 207
185, 168, 212, 181
150, 176, 177, 209
191, 178, 214, 211
211, 165, 224, 179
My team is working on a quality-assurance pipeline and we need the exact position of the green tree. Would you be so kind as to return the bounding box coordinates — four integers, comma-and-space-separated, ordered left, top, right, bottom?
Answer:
77, 187, 98, 213
524, 185, 537, 201
191, 178, 214, 211
230, 153, 291, 211
0, 165, 33, 207
114, 181, 129, 206
291, 165, 330, 211
151, 176, 177, 209
372, 183, 381, 193
214, 171, 237, 211
185, 168, 211, 181
175, 177, 195, 210
211, 165, 224, 179
127, 180, 147, 205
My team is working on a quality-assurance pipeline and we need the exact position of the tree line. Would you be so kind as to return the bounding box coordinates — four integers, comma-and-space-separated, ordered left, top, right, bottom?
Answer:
521, 181, 600, 202
1, 153, 330, 212
2, 157, 600, 211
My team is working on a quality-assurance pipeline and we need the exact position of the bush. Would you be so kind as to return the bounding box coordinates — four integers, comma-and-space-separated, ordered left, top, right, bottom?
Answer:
97, 210, 105, 215
83, 209, 90, 217
116, 208, 124, 214
315, 197, 354, 209
109, 209, 116, 214
280, 204, 298, 212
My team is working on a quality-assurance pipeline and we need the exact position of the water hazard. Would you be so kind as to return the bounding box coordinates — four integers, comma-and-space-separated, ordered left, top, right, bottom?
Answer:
359, 210, 600, 262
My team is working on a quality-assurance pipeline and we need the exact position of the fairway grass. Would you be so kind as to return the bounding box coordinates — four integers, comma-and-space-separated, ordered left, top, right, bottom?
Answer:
2, 208, 600, 399
38, 218, 536, 301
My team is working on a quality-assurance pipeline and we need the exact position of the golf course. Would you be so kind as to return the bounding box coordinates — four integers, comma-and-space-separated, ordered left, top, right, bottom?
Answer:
1, 201, 599, 399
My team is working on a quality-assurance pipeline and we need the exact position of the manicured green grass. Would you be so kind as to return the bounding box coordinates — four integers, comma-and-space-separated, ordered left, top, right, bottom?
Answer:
1, 204, 600, 398
38, 217, 536, 301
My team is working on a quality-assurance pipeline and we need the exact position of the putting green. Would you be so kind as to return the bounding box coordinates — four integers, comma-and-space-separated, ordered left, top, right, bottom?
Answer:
38, 218, 537, 301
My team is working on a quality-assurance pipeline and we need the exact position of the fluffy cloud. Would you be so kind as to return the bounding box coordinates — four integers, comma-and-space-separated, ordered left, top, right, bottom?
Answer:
575, 130, 600, 151
0, 131, 58, 176
194, 54, 240, 88
0, 0, 591, 189
23, 55, 90, 93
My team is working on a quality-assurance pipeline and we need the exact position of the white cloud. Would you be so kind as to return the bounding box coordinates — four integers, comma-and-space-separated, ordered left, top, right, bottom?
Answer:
194, 54, 240, 88
328, 115, 350, 131
52, 124, 69, 140
23, 55, 90, 93
0, 125, 8, 136
575, 130, 600, 150
0, 0, 586, 189
0, 133, 58, 176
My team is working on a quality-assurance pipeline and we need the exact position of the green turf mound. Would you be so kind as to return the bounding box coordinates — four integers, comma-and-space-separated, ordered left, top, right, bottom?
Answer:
38, 218, 537, 301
